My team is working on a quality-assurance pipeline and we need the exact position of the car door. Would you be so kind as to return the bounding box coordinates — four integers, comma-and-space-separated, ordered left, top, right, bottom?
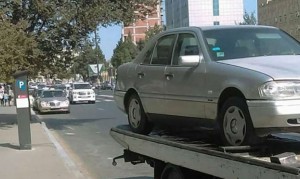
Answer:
135, 34, 177, 115
164, 32, 207, 119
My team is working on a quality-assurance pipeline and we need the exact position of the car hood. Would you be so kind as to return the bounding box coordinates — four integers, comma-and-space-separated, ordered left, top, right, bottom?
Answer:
40, 97, 68, 102
218, 55, 300, 80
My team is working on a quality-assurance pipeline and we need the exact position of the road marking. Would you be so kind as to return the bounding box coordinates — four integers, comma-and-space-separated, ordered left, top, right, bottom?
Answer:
65, 126, 75, 130
107, 157, 113, 160
97, 108, 104, 111
96, 94, 113, 98
104, 99, 113, 102
65, 132, 75, 136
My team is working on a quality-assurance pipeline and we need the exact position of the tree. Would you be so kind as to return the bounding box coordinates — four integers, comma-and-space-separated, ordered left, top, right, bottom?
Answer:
145, 24, 163, 42
136, 39, 145, 51
0, 0, 158, 80
111, 35, 138, 68
72, 40, 105, 81
0, 15, 40, 82
240, 11, 257, 25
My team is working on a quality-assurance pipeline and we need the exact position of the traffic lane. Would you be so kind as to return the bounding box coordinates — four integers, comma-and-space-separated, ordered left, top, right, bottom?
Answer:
38, 93, 153, 179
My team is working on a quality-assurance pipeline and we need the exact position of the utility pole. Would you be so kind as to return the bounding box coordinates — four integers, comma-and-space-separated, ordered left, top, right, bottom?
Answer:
94, 28, 100, 87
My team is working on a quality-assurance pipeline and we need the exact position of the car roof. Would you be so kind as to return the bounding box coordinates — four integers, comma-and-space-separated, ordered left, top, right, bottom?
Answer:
160, 25, 278, 34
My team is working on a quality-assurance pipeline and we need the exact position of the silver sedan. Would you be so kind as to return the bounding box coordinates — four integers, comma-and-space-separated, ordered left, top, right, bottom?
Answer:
114, 25, 300, 146
37, 89, 70, 114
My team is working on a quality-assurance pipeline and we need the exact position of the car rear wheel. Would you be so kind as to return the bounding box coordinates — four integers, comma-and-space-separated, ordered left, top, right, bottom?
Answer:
218, 97, 258, 146
161, 164, 185, 179
127, 94, 153, 134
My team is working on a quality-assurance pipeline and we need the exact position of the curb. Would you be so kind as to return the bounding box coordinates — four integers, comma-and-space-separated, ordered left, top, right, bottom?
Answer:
32, 109, 85, 179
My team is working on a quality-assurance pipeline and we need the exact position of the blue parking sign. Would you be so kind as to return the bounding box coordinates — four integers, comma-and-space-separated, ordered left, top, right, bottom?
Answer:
16, 80, 26, 91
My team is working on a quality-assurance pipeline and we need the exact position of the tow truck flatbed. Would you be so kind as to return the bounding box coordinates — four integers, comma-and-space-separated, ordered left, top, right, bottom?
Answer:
111, 125, 300, 179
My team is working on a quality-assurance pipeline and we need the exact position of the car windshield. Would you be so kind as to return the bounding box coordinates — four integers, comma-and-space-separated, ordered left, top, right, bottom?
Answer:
37, 90, 43, 97
55, 86, 66, 90
42, 90, 64, 98
73, 84, 91, 89
203, 27, 300, 61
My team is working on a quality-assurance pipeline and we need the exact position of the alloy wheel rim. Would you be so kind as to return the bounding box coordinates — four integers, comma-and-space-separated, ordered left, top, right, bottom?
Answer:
129, 99, 141, 128
223, 106, 246, 146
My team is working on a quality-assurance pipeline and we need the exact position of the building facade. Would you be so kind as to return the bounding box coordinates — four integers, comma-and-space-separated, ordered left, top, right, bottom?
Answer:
165, 0, 244, 29
258, 0, 300, 41
122, 2, 163, 44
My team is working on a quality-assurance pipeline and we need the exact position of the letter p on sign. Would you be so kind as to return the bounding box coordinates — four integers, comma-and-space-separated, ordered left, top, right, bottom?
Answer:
17, 80, 26, 91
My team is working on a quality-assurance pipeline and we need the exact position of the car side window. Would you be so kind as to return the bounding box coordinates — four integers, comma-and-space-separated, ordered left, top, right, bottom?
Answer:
143, 44, 155, 64
172, 33, 200, 65
151, 34, 176, 65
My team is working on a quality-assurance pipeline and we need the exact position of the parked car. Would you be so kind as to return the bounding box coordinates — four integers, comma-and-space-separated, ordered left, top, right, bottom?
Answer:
37, 89, 70, 114
114, 25, 300, 146
54, 84, 71, 99
69, 82, 96, 104
101, 81, 113, 90
32, 89, 44, 110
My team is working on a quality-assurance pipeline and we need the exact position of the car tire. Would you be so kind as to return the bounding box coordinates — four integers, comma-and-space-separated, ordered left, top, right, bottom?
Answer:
161, 164, 185, 179
127, 94, 153, 134
218, 97, 258, 146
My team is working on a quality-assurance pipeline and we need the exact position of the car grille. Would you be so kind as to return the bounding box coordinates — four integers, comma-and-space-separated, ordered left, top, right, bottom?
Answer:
79, 92, 86, 95
50, 102, 60, 107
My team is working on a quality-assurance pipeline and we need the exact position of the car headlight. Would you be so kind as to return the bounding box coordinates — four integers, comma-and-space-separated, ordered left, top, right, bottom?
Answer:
259, 81, 300, 99
40, 101, 49, 107
61, 100, 69, 105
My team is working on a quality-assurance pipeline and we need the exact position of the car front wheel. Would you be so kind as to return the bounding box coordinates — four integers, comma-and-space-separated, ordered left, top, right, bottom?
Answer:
127, 94, 153, 134
218, 97, 258, 146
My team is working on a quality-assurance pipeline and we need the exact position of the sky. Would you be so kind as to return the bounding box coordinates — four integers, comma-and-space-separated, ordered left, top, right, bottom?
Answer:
99, 0, 258, 61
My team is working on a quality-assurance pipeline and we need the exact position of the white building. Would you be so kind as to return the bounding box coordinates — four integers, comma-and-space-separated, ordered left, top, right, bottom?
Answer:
165, 0, 244, 29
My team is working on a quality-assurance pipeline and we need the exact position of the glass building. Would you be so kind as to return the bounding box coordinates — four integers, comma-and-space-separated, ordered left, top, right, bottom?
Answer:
165, 0, 244, 29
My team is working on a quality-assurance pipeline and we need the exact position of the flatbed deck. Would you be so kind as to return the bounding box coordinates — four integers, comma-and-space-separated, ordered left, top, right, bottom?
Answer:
111, 125, 300, 179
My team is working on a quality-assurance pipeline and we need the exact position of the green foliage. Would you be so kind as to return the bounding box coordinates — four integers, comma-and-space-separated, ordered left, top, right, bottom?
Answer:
136, 39, 145, 51
145, 24, 163, 42
111, 36, 138, 68
0, 16, 40, 82
240, 11, 257, 25
72, 39, 105, 81
0, 0, 158, 81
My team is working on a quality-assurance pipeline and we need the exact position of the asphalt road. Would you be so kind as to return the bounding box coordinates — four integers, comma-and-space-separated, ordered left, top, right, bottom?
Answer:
37, 90, 153, 179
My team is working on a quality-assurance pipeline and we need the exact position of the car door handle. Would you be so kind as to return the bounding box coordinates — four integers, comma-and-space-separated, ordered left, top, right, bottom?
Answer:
165, 73, 174, 80
137, 72, 145, 78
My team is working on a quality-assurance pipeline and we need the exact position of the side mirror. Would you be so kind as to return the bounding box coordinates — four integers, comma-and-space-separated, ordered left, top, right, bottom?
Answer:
178, 55, 202, 67
91, 87, 95, 90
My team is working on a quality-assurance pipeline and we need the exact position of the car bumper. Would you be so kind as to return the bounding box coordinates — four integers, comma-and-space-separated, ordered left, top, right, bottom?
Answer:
247, 99, 300, 134
39, 107, 70, 113
72, 95, 95, 102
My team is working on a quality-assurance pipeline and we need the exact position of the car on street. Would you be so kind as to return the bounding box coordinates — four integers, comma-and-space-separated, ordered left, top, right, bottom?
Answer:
101, 81, 113, 90
69, 82, 96, 104
32, 89, 44, 110
54, 84, 71, 99
37, 89, 70, 114
114, 25, 300, 146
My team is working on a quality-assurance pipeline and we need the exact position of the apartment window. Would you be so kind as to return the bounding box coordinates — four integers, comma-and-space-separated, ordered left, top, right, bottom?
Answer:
213, 0, 219, 16
213, 21, 220, 25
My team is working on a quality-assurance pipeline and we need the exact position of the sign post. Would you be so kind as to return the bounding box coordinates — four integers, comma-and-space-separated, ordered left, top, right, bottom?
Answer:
13, 71, 32, 150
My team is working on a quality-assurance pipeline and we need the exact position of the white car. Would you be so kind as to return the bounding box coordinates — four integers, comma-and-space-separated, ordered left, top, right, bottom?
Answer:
69, 82, 96, 104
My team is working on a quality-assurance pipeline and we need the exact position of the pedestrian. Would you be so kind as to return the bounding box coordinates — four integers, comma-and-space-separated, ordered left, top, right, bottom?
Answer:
0, 86, 4, 106
8, 88, 14, 106
3, 91, 8, 106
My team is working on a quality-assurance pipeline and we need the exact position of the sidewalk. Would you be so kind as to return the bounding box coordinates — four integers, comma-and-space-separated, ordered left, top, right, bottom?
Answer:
0, 106, 84, 179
